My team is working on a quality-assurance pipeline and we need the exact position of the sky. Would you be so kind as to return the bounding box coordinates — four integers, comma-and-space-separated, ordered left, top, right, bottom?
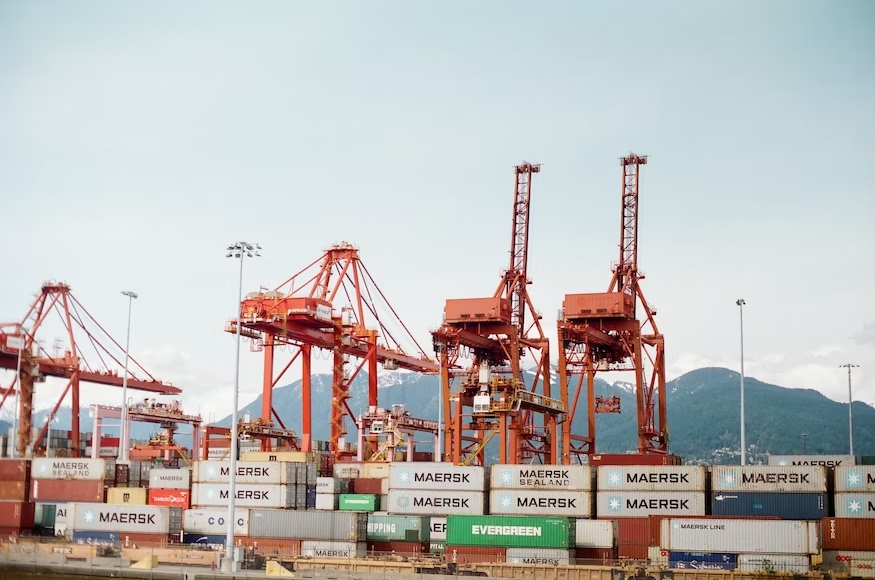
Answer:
1, 1, 874, 427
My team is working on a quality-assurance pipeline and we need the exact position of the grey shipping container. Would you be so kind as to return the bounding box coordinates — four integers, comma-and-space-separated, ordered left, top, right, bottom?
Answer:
767, 454, 855, 468
249, 509, 368, 542
835, 466, 875, 493
711, 465, 826, 493
660, 518, 819, 555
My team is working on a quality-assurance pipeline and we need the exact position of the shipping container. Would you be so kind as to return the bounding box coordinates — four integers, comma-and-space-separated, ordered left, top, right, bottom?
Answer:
148, 488, 190, 508
352, 477, 387, 495
191, 483, 294, 508
430, 516, 446, 541
835, 493, 875, 518
183, 507, 250, 536
31, 478, 104, 502
590, 454, 682, 466
446, 515, 573, 549
0, 458, 30, 481
489, 489, 592, 517
490, 464, 591, 491
193, 460, 297, 484
660, 518, 818, 555
648, 514, 783, 546
315, 493, 337, 510
67, 502, 171, 533
386, 489, 484, 516
574, 519, 615, 549
506, 548, 573, 565
388, 462, 485, 491
445, 545, 507, 564
107, 487, 147, 505
430, 541, 446, 554
822, 551, 875, 578
148, 468, 191, 489
180, 533, 228, 550
711, 465, 826, 493
768, 454, 855, 467
0, 480, 27, 501
574, 548, 616, 563
822, 518, 875, 551
597, 465, 705, 492
339, 494, 379, 511
711, 491, 826, 519
31, 457, 105, 480
71, 530, 169, 547
596, 491, 705, 518
668, 552, 737, 570
366, 515, 430, 542
367, 541, 429, 555
249, 509, 367, 542
836, 466, 875, 493
738, 553, 811, 574
240, 451, 318, 463
301, 540, 366, 559
316, 477, 348, 494
0, 501, 35, 529
363, 462, 390, 479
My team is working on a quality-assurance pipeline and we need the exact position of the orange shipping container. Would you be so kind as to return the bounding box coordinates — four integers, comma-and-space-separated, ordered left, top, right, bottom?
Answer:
31, 478, 104, 502
148, 488, 191, 508
574, 548, 616, 564
0, 501, 35, 529
0, 459, 30, 481
446, 546, 506, 564
823, 518, 875, 551
0, 481, 28, 501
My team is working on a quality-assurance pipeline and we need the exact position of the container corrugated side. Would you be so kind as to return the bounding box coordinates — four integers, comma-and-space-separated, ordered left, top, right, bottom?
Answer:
711, 465, 826, 493
835, 493, 875, 518
31, 479, 103, 502
240, 451, 317, 463
363, 462, 391, 479
429, 517, 446, 541
367, 515, 430, 542
191, 483, 293, 508
183, 508, 250, 536
249, 509, 366, 541
596, 491, 705, 518
836, 466, 875, 493
575, 519, 615, 549
490, 465, 591, 491
446, 545, 507, 564
822, 551, 875, 578
149, 468, 191, 489
388, 462, 484, 491
0, 481, 27, 501
31, 458, 105, 480
597, 465, 706, 492
446, 515, 573, 549
0, 502, 35, 528
668, 552, 737, 570
107, 487, 147, 505
316, 477, 348, 494
339, 494, 378, 511
738, 554, 811, 574
316, 494, 338, 510
193, 461, 295, 484
768, 454, 855, 467
0, 459, 30, 481
506, 548, 573, 565
822, 518, 875, 551
711, 491, 826, 519
660, 518, 818, 555
489, 489, 591, 517
301, 540, 366, 558
386, 489, 484, 515
68, 502, 170, 534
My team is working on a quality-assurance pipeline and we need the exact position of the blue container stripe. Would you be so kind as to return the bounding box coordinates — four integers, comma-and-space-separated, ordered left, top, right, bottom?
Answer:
710, 492, 825, 519
71, 531, 120, 546
181, 533, 227, 550
669, 552, 738, 571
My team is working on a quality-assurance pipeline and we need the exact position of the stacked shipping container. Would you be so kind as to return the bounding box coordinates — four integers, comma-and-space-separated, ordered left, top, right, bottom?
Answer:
822, 466, 875, 578
190, 460, 315, 509
0, 458, 34, 536
386, 462, 485, 516
711, 465, 827, 519
445, 514, 575, 564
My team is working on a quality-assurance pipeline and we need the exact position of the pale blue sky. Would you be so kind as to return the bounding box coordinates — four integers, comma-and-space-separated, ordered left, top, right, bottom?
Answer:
1, 1, 873, 421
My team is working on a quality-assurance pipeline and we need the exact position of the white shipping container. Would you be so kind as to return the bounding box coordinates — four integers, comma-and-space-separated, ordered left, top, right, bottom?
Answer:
506, 548, 573, 565
738, 554, 811, 574
316, 477, 342, 493
660, 518, 819, 555
315, 494, 337, 510
191, 483, 294, 508
597, 465, 706, 492
68, 503, 170, 533
241, 451, 317, 463
149, 468, 191, 490
489, 490, 592, 517
31, 458, 106, 481
768, 454, 855, 468
835, 466, 875, 493
334, 463, 362, 478
429, 517, 446, 541
575, 519, 616, 549
386, 489, 484, 516
596, 491, 705, 518
193, 461, 296, 484
301, 541, 366, 559
822, 552, 875, 578
648, 546, 668, 566
490, 464, 591, 491
183, 508, 250, 536
207, 448, 232, 461
711, 465, 826, 493
834, 493, 875, 518
363, 462, 391, 479
98, 447, 119, 458
388, 462, 485, 492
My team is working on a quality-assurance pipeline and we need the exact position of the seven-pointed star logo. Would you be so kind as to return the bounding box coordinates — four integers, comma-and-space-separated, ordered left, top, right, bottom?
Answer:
722, 473, 737, 487
84, 510, 95, 523
397, 471, 409, 483
607, 471, 622, 486
397, 495, 410, 508
206, 488, 216, 500
39, 462, 49, 475
500, 495, 512, 509
777, 460, 788, 466
847, 497, 862, 514
500, 470, 513, 484
846, 471, 862, 488
607, 496, 622, 511
206, 465, 217, 478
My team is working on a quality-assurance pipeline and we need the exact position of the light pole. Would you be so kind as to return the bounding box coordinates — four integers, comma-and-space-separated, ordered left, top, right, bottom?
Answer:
435, 344, 443, 462
119, 291, 138, 464
840, 364, 859, 456
801, 433, 807, 455
736, 298, 746, 466
10, 326, 27, 458
225, 241, 260, 571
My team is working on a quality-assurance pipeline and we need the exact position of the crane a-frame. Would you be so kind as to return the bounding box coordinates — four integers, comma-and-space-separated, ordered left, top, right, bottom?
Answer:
557, 154, 667, 462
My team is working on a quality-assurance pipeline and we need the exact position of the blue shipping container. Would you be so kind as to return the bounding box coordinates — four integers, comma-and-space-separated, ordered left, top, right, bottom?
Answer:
306, 485, 317, 508
669, 552, 738, 571
710, 492, 825, 519
181, 533, 227, 550
71, 531, 120, 546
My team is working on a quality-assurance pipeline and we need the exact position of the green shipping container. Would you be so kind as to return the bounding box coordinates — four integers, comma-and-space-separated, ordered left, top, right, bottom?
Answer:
339, 494, 379, 511
446, 515, 573, 549
367, 515, 430, 542
429, 541, 445, 554
861, 456, 875, 466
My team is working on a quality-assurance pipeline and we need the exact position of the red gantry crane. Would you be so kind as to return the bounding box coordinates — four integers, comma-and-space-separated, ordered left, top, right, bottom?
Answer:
0, 282, 180, 457
557, 153, 667, 462
224, 243, 439, 461
432, 162, 563, 466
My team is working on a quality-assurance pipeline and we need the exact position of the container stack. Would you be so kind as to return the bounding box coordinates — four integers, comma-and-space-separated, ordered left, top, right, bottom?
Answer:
445, 514, 575, 564
182, 507, 251, 547
767, 454, 856, 468
335, 461, 390, 507
315, 476, 349, 510
596, 465, 706, 558
489, 464, 592, 518
365, 514, 430, 554
385, 462, 485, 516
67, 502, 174, 546
148, 467, 191, 508
30, 457, 105, 503
833, 465, 875, 519
573, 520, 617, 563
821, 465, 875, 576
0, 458, 34, 536
106, 486, 147, 505
248, 509, 368, 558
429, 516, 446, 554
191, 460, 304, 509
711, 465, 827, 519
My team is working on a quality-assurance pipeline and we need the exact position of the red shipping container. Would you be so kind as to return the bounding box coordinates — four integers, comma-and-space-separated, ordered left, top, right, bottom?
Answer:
590, 454, 682, 466
367, 541, 429, 555
0, 501, 35, 529
148, 488, 190, 508
446, 546, 506, 564
31, 478, 104, 502
823, 518, 875, 551
0, 481, 28, 501
574, 548, 616, 564
240, 538, 301, 556
618, 544, 648, 559
0, 459, 30, 481
353, 478, 383, 495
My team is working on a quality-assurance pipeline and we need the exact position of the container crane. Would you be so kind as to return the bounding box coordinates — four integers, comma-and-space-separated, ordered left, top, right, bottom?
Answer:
432, 162, 563, 466
557, 154, 667, 462
0, 282, 180, 457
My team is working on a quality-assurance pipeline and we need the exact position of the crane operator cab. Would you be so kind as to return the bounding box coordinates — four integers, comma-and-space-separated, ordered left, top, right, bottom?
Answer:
473, 362, 492, 414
